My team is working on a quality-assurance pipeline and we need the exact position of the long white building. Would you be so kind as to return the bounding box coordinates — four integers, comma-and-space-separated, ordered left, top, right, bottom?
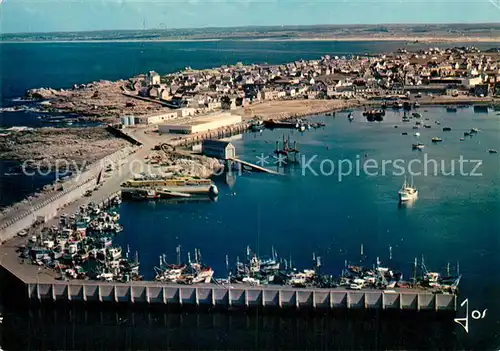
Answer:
158, 113, 242, 134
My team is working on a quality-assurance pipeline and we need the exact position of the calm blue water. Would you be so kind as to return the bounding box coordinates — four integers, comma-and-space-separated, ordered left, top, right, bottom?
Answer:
1, 41, 500, 349
114, 106, 500, 348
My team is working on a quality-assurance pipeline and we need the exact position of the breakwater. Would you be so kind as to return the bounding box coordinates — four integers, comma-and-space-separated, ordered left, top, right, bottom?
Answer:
25, 281, 456, 312
0, 146, 136, 244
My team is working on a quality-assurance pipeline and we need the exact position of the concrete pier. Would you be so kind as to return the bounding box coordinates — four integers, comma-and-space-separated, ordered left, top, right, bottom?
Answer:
23, 281, 456, 312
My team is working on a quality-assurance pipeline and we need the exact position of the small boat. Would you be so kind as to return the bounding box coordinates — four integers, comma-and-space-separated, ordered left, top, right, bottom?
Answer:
470, 128, 479, 133
413, 126, 419, 130
249, 120, 265, 131
423, 125, 431, 129
394, 125, 398, 128
415, 121, 421, 125
488, 149, 498, 154
348, 113, 354, 121
446, 107, 458, 113
298, 124, 306, 132
413, 102, 421, 108
443, 127, 452, 132
460, 138, 465, 141
412, 112, 422, 118
398, 176, 418, 202
402, 117, 410, 122
464, 132, 470, 137
393, 102, 403, 109
432, 137, 443, 143
402, 132, 408, 135
414, 132, 420, 137
412, 143, 424, 150
435, 121, 441, 125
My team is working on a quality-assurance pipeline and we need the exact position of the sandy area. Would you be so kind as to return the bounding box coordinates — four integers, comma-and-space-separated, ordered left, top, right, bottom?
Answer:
233, 96, 498, 121
250, 36, 500, 43
233, 99, 364, 121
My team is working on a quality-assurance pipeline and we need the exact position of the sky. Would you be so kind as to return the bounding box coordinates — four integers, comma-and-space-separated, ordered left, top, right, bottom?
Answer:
1, 0, 499, 34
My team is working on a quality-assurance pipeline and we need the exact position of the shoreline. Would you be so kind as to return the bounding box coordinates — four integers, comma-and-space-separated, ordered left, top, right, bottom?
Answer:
1, 36, 500, 44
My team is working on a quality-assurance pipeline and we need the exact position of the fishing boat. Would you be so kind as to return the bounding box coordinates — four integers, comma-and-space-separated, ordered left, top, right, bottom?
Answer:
442, 126, 452, 131
432, 137, 443, 143
393, 102, 403, 109
263, 119, 297, 129
363, 109, 385, 122
488, 149, 498, 154
249, 120, 265, 132
398, 176, 418, 202
412, 143, 424, 150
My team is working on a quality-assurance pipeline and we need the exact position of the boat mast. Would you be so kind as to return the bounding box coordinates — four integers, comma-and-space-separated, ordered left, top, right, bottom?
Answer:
412, 257, 417, 285
176, 245, 181, 265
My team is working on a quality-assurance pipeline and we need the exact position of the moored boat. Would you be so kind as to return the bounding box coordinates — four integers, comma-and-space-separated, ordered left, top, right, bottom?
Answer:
398, 176, 418, 202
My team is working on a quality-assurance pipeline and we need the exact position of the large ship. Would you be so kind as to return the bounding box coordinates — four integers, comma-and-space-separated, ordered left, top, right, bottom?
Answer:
121, 176, 218, 198
398, 176, 418, 202
263, 119, 299, 129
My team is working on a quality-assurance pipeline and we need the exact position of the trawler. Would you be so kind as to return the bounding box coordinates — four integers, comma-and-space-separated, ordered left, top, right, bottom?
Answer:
121, 176, 218, 198
398, 176, 418, 202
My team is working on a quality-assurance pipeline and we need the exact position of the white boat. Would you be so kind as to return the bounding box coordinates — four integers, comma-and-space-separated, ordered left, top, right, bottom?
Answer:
398, 176, 418, 202
414, 132, 420, 137
298, 124, 306, 132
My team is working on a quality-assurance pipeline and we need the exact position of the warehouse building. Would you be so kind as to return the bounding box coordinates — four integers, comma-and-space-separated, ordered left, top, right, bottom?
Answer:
202, 140, 236, 159
135, 112, 178, 125
158, 112, 242, 134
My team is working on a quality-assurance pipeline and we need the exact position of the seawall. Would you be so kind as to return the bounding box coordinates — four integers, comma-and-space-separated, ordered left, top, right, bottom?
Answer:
24, 280, 457, 313
0, 146, 136, 244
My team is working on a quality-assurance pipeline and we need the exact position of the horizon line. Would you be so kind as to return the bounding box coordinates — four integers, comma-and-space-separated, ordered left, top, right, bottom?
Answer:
2, 22, 500, 36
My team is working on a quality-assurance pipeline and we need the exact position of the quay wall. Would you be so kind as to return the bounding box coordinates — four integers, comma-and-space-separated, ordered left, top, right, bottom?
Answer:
168, 123, 249, 148
0, 146, 135, 244
26, 282, 457, 312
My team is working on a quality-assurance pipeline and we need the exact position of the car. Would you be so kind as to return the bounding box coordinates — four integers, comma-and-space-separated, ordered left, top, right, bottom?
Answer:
18, 230, 28, 237
349, 283, 363, 290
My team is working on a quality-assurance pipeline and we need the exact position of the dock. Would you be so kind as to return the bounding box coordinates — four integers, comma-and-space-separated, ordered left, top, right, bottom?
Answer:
1, 260, 455, 312
228, 158, 282, 175
21, 279, 456, 312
